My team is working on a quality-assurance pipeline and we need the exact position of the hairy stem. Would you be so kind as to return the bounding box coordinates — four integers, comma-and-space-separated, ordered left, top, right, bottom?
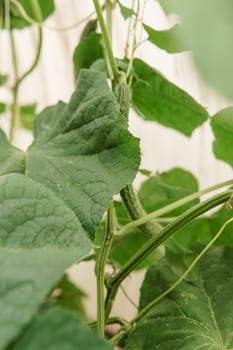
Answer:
120, 184, 162, 235
96, 203, 115, 337
16, 26, 43, 87
105, 190, 233, 319
116, 178, 233, 236
9, 30, 19, 142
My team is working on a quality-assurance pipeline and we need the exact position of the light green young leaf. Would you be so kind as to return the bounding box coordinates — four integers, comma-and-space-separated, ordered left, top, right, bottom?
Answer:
143, 23, 188, 53
0, 174, 91, 349
25, 69, 140, 239
19, 103, 36, 131
132, 59, 208, 136
7, 0, 55, 29
126, 247, 233, 349
117, 1, 135, 20
12, 308, 112, 350
73, 33, 104, 81
171, 0, 233, 100
211, 107, 233, 167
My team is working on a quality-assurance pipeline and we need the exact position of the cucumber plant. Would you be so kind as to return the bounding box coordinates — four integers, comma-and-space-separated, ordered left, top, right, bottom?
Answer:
0, 1, 233, 349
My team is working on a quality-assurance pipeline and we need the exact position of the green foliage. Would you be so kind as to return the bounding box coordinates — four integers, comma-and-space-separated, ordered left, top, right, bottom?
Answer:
25, 69, 140, 239
211, 107, 233, 167
0, 174, 91, 349
132, 59, 209, 136
19, 103, 36, 130
6, 0, 55, 29
1, 1, 233, 349
126, 247, 233, 349
143, 23, 188, 53
11, 308, 112, 350
139, 167, 199, 215
73, 32, 104, 81
0, 129, 24, 175
170, 0, 233, 100
169, 205, 233, 250
0, 102, 6, 114
117, 1, 135, 20
51, 274, 87, 318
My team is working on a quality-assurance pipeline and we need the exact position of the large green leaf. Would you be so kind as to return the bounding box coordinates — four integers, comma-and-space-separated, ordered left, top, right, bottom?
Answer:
0, 129, 24, 175
170, 0, 233, 100
139, 167, 199, 216
143, 23, 188, 53
132, 59, 208, 136
126, 247, 233, 349
0, 174, 91, 349
73, 33, 104, 81
7, 0, 55, 29
25, 69, 140, 239
12, 308, 111, 350
211, 107, 233, 167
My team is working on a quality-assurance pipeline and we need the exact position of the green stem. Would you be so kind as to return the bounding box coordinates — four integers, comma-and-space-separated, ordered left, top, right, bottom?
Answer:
126, 0, 140, 79
9, 30, 19, 142
116, 178, 233, 236
131, 216, 233, 325
15, 26, 43, 87
106, 0, 113, 43
120, 184, 162, 235
105, 190, 233, 319
96, 203, 115, 337
93, 0, 119, 82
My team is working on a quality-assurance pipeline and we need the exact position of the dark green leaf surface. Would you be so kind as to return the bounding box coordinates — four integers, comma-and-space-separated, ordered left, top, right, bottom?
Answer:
26, 69, 140, 239
132, 59, 208, 136
139, 167, 199, 216
211, 107, 233, 167
73, 33, 104, 80
143, 23, 188, 53
171, 0, 233, 100
12, 308, 111, 350
0, 174, 91, 349
117, 1, 135, 20
8, 0, 55, 29
126, 247, 233, 349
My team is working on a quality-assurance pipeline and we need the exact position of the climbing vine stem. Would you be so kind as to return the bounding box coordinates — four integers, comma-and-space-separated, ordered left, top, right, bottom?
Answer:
105, 190, 233, 319
93, 0, 119, 82
96, 203, 115, 337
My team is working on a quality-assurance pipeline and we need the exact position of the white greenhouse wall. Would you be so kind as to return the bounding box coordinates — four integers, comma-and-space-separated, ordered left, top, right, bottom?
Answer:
0, 0, 232, 321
